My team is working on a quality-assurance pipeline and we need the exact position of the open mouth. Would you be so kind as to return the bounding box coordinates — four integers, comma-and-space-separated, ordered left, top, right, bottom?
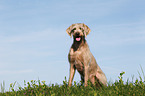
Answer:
75, 36, 81, 41
76, 37, 81, 41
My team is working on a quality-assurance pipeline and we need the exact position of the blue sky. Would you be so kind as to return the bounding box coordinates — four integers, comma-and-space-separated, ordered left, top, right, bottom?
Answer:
0, 0, 145, 91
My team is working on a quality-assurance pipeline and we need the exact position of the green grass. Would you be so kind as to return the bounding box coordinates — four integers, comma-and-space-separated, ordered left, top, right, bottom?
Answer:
0, 72, 145, 96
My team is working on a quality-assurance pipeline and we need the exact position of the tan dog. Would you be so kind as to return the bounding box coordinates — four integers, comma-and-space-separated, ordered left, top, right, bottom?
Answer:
66, 23, 107, 87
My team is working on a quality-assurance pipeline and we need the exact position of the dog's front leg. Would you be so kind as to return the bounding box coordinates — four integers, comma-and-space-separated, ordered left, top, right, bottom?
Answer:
84, 65, 89, 86
68, 63, 76, 86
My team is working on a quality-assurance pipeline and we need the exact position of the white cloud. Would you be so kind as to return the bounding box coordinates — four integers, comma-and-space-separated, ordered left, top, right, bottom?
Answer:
90, 21, 145, 47
0, 27, 65, 58
0, 28, 63, 43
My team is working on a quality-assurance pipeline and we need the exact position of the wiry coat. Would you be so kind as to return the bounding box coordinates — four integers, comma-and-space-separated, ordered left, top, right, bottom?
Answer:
66, 23, 107, 87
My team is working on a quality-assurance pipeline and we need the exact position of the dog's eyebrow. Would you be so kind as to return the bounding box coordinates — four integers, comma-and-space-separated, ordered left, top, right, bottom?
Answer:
79, 27, 83, 30
73, 28, 76, 30
71, 28, 76, 32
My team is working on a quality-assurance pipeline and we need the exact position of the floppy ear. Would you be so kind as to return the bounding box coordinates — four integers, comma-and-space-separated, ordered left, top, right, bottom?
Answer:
83, 23, 91, 37
66, 24, 74, 37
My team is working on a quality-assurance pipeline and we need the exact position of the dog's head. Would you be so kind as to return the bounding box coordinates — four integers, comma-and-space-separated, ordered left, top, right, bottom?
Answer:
66, 23, 91, 42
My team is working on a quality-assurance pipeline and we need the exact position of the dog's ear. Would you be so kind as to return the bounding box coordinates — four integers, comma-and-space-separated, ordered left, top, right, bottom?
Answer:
83, 23, 91, 37
66, 24, 75, 37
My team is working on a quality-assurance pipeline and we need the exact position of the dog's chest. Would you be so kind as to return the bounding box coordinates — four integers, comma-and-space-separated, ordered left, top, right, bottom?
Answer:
74, 59, 84, 74
69, 49, 84, 73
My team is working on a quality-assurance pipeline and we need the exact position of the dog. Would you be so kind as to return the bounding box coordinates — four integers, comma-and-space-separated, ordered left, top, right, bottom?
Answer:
66, 23, 107, 87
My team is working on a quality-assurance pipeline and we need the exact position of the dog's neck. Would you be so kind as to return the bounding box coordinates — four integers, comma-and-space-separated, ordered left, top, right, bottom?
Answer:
72, 36, 86, 52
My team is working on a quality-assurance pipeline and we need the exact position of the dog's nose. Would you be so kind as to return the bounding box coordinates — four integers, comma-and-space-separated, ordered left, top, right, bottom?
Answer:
75, 32, 80, 36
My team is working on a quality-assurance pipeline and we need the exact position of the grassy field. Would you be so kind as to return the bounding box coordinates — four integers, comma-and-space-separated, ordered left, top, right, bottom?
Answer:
0, 72, 145, 96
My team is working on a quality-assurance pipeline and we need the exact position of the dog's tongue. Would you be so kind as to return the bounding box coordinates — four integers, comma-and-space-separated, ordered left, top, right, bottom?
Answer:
76, 37, 81, 41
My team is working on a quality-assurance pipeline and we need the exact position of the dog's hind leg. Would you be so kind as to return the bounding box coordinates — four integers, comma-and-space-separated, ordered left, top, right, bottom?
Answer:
96, 72, 107, 86
89, 74, 96, 85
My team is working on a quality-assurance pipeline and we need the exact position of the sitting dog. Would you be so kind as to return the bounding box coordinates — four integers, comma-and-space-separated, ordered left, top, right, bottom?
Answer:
66, 23, 107, 87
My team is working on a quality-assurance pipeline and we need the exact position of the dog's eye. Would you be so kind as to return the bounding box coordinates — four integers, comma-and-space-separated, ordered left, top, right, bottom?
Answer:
71, 28, 76, 32
80, 27, 84, 31
80, 27, 84, 30
73, 28, 76, 30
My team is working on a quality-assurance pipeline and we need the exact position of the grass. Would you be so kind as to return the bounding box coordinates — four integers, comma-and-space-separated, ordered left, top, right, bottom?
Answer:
0, 72, 145, 96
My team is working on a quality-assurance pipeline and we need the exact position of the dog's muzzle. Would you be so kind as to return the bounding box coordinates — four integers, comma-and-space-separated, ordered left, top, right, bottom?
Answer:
74, 32, 81, 41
